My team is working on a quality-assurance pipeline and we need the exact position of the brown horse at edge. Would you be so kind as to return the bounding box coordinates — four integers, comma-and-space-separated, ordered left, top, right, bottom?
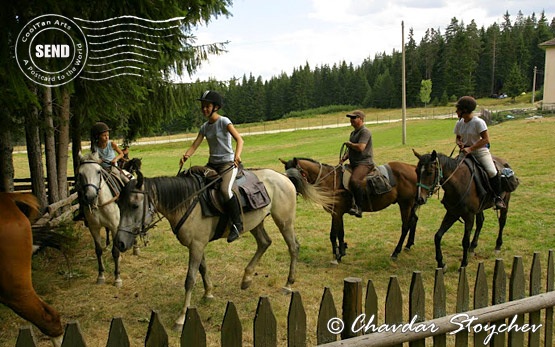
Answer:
281, 157, 419, 263
0, 192, 63, 346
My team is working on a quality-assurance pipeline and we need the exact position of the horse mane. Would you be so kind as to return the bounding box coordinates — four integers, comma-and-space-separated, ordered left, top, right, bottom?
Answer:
80, 151, 101, 163
294, 157, 336, 169
122, 175, 201, 213
417, 152, 460, 173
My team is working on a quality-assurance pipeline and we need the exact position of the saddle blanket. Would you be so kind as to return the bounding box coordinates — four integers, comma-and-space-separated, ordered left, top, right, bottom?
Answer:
342, 164, 395, 195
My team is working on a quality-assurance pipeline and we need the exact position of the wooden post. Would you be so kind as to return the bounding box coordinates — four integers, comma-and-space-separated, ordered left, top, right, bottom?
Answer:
342, 277, 363, 340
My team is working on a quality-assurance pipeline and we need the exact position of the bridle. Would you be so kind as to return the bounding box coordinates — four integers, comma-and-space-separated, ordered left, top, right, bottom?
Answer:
117, 187, 158, 238
416, 157, 443, 199
295, 161, 340, 187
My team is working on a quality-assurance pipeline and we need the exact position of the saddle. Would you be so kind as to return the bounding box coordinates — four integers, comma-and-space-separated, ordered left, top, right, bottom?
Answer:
463, 154, 519, 203
184, 166, 271, 217
342, 164, 395, 195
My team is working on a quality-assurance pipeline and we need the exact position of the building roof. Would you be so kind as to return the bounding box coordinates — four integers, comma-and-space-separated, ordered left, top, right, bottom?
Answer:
539, 37, 555, 48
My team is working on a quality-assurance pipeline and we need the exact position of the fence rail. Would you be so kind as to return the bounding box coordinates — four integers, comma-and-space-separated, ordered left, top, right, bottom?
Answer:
15, 250, 554, 346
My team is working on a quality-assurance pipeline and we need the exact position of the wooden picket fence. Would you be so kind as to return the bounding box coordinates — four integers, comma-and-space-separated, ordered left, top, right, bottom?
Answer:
15, 250, 554, 346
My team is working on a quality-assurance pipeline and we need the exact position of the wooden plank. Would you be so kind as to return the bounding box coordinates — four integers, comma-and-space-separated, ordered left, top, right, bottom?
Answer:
254, 296, 277, 347
491, 259, 506, 347
181, 307, 205, 347
509, 256, 525, 346
61, 321, 86, 347
433, 268, 446, 347
364, 280, 378, 336
106, 317, 130, 347
221, 301, 242, 347
473, 262, 488, 346
342, 277, 362, 340
455, 267, 469, 347
47, 192, 78, 215
529, 252, 542, 347
546, 249, 554, 347
145, 310, 168, 347
288, 291, 306, 347
15, 326, 37, 347
409, 271, 425, 347
385, 276, 402, 347
317, 287, 338, 345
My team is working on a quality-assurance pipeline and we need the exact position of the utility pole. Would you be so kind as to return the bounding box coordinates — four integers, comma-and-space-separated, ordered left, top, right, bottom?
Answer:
401, 21, 406, 145
532, 66, 537, 105
491, 31, 496, 95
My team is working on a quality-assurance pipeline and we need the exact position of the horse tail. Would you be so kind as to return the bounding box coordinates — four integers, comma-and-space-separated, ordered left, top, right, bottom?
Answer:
285, 168, 336, 211
8, 192, 42, 222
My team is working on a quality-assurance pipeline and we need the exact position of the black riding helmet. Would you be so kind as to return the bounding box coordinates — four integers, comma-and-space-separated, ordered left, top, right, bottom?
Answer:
197, 90, 223, 108
456, 96, 477, 114
91, 122, 110, 138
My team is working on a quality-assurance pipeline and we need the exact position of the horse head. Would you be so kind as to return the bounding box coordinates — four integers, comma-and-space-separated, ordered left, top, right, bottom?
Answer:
115, 169, 152, 252
78, 153, 104, 206
414, 149, 440, 205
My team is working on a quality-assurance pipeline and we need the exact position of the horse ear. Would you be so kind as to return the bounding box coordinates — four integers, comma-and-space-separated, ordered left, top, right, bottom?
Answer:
431, 150, 437, 161
412, 148, 421, 159
279, 158, 287, 165
136, 170, 143, 189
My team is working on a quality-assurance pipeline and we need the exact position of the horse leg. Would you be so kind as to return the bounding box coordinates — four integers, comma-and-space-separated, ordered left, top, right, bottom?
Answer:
243, 223, 273, 290
469, 211, 485, 254
199, 254, 214, 300
405, 206, 419, 250
111, 244, 122, 288
89, 225, 106, 284
105, 228, 110, 247
174, 243, 204, 330
330, 214, 345, 264
460, 215, 475, 269
495, 203, 509, 252
391, 203, 414, 259
434, 213, 460, 271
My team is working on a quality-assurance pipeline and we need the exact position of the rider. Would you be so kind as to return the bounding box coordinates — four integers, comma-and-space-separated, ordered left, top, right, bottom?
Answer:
340, 110, 375, 218
454, 96, 506, 209
179, 90, 245, 243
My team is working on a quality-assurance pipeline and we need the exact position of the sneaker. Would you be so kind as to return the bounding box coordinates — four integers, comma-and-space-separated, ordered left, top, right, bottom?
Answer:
348, 206, 363, 218
227, 225, 241, 243
494, 197, 506, 210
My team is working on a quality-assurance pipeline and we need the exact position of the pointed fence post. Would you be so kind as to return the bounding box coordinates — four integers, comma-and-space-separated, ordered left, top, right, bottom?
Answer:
473, 262, 488, 346
61, 321, 86, 347
288, 291, 306, 347
491, 259, 506, 347
433, 268, 446, 347
106, 317, 130, 347
145, 310, 168, 347
364, 280, 378, 336
546, 249, 554, 347
15, 326, 37, 347
254, 296, 276, 347
221, 301, 242, 347
455, 267, 469, 347
385, 276, 402, 347
529, 252, 542, 346
317, 287, 337, 344
409, 272, 425, 347
509, 256, 525, 346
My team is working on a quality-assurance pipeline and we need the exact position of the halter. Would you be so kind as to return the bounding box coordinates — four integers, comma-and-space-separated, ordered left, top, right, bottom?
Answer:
417, 157, 443, 198
117, 188, 158, 238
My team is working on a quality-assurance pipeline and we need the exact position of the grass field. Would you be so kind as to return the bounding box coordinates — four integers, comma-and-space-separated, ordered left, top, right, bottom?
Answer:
1, 103, 554, 346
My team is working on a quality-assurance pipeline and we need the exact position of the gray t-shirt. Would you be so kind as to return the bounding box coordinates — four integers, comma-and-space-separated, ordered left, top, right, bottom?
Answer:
199, 116, 234, 164
349, 126, 374, 166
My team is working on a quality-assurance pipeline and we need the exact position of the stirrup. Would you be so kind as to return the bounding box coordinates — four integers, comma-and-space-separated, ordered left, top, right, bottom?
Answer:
348, 206, 363, 218
227, 225, 241, 243
494, 197, 506, 210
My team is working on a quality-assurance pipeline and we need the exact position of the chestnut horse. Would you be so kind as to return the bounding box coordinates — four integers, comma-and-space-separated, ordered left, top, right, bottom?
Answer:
0, 192, 63, 346
413, 150, 512, 270
281, 157, 419, 263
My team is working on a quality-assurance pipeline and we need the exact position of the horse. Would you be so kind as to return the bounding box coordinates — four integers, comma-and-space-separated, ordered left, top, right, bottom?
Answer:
114, 168, 300, 330
413, 149, 512, 270
0, 192, 63, 347
77, 152, 124, 287
280, 157, 419, 263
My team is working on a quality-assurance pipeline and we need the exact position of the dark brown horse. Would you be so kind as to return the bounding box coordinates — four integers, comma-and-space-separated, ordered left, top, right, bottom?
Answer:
0, 193, 63, 346
281, 157, 419, 263
413, 150, 512, 270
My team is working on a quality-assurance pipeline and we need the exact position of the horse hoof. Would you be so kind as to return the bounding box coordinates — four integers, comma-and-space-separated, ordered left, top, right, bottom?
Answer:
241, 280, 252, 290
96, 277, 105, 285
172, 323, 183, 332
404, 246, 411, 252
203, 294, 215, 301
114, 279, 123, 288
133, 247, 140, 256
390, 255, 398, 261
494, 248, 501, 254
281, 286, 293, 295
329, 259, 339, 266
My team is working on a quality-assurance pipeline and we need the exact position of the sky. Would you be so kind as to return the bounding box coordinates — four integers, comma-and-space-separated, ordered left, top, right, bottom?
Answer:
178, 0, 554, 83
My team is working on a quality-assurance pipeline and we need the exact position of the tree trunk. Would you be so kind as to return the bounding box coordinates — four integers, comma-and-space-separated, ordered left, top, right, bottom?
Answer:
25, 85, 47, 208
56, 88, 70, 200
71, 103, 82, 178
43, 86, 60, 204
0, 124, 14, 192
